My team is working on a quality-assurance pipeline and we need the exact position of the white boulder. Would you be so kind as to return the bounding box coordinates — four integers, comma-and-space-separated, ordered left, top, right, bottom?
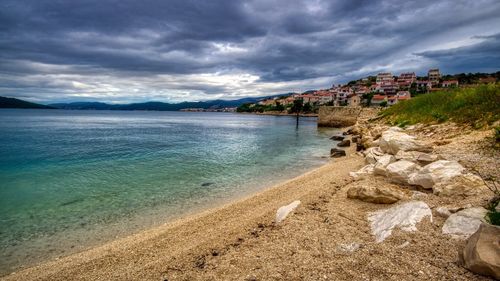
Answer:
379, 130, 431, 155
275, 200, 301, 223
408, 160, 465, 189
395, 150, 441, 165
364, 147, 385, 164
433, 173, 488, 197
368, 201, 432, 243
385, 160, 421, 184
442, 207, 488, 238
373, 154, 397, 176
349, 164, 375, 180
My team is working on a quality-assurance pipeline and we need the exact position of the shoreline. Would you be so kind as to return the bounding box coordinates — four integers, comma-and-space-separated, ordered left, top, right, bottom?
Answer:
2, 145, 362, 280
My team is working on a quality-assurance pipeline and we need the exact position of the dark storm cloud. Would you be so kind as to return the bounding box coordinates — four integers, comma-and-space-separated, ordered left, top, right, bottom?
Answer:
415, 33, 500, 73
0, 0, 499, 102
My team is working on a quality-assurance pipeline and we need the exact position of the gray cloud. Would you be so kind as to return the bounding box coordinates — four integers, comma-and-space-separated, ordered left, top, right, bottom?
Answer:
0, 0, 499, 103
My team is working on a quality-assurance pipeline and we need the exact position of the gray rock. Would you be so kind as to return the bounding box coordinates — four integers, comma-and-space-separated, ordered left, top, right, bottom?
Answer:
330, 135, 345, 141
337, 140, 351, 147
330, 148, 346, 158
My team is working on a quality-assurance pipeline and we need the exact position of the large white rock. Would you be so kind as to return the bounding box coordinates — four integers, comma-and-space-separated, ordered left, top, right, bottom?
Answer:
373, 154, 397, 176
275, 200, 301, 223
408, 160, 465, 189
349, 164, 375, 180
433, 173, 488, 197
364, 147, 385, 164
442, 207, 488, 238
379, 130, 431, 155
368, 201, 432, 243
395, 150, 441, 165
385, 160, 421, 184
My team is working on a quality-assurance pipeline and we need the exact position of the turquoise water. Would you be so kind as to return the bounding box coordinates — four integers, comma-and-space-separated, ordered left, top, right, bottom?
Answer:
0, 109, 337, 274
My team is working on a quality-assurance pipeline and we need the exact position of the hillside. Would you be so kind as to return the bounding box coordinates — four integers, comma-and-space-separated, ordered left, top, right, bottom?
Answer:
0, 96, 54, 109
49, 94, 291, 111
380, 84, 500, 128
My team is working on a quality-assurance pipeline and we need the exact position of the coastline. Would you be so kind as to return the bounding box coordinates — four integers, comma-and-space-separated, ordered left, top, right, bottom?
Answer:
2, 145, 362, 281
3, 123, 496, 280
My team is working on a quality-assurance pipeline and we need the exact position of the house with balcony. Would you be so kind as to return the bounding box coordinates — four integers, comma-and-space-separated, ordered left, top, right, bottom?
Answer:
428, 68, 440, 85
376, 72, 394, 85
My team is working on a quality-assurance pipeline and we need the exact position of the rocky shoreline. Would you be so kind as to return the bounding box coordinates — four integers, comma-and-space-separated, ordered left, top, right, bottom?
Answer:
2, 118, 499, 280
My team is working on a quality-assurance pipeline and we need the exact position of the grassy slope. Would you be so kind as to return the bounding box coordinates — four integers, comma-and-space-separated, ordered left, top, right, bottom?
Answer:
380, 84, 500, 128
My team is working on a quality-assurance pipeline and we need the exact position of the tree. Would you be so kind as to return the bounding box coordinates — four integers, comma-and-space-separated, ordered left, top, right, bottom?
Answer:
290, 99, 304, 114
274, 101, 285, 112
302, 102, 313, 113
362, 92, 375, 107
380, 101, 388, 107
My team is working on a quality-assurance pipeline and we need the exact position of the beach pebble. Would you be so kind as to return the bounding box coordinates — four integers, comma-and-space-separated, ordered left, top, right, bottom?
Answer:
275, 200, 301, 223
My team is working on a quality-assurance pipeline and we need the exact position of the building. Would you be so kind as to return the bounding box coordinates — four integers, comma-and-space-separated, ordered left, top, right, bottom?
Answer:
376, 72, 394, 84
479, 77, 496, 84
398, 72, 416, 88
379, 81, 399, 95
347, 94, 361, 107
416, 80, 432, 91
371, 94, 387, 106
441, 80, 459, 88
428, 68, 440, 85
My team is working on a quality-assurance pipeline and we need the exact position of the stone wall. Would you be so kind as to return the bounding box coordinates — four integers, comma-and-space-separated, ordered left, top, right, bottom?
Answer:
318, 106, 363, 127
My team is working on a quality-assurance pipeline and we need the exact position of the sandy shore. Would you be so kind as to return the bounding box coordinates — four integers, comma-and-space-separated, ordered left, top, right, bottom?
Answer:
3, 126, 496, 281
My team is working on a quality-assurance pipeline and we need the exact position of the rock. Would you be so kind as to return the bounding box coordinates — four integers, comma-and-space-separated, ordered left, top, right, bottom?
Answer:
395, 150, 441, 165
360, 136, 376, 149
433, 173, 488, 197
385, 160, 421, 184
397, 241, 411, 248
337, 140, 351, 147
330, 148, 346, 158
364, 147, 385, 164
347, 180, 407, 204
411, 191, 428, 200
435, 207, 452, 218
368, 201, 433, 243
356, 142, 364, 152
330, 135, 345, 141
379, 129, 432, 155
408, 160, 465, 189
338, 242, 362, 253
373, 154, 397, 176
442, 207, 488, 238
352, 135, 360, 143
349, 164, 375, 180
275, 200, 301, 223
459, 223, 500, 279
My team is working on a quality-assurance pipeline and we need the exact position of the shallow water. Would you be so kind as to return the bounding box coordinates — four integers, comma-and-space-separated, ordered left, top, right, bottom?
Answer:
0, 109, 338, 274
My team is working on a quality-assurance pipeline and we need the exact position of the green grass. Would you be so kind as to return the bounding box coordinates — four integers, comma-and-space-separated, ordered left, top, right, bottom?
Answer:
380, 84, 500, 128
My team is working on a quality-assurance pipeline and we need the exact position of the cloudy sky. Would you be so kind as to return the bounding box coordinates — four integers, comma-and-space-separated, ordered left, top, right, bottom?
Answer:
1, 0, 499, 104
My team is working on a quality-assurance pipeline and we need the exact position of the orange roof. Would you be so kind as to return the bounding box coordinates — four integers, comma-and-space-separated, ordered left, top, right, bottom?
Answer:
372, 95, 386, 100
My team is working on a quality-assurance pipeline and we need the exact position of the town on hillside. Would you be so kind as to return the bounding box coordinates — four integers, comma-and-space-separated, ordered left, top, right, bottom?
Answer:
237, 69, 499, 114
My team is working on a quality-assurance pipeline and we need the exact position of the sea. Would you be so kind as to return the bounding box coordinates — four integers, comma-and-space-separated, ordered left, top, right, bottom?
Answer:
0, 109, 338, 275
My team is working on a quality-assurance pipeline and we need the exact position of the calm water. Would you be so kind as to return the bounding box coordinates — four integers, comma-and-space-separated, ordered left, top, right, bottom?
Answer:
0, 109, 337, 274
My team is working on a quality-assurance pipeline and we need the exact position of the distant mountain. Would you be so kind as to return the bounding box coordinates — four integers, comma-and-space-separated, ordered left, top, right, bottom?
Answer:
0, 96, 55, 109
49, 94, 290, 111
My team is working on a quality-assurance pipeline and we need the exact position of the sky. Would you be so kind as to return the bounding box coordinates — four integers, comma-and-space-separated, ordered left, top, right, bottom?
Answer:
1, 0, 499, 104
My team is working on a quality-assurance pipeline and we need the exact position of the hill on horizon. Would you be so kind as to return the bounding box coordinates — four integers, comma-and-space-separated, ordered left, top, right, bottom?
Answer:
0, 96, 55, 109
48, 94, 290, 111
